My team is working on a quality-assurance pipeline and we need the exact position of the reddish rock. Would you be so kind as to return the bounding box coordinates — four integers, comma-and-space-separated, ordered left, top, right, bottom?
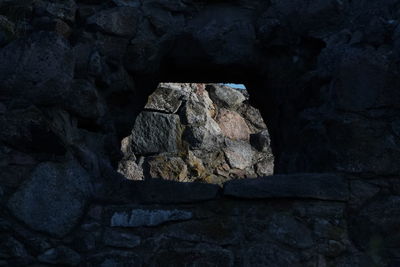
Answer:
216, 109, 251, 141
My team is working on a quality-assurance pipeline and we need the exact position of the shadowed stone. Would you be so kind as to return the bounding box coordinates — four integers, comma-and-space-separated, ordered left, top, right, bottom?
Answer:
7, 161, 93, 237
111, 209, 192, 227
223, 174, 349, 201
38, 246, 81, 266
107, 179, 220, 204
103, 229, 141, 248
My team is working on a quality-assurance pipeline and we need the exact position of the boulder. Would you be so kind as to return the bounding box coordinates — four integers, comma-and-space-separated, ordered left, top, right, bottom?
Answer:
130, 112, 182, 155
7, 161, 93, 237
216, 108, 251, 140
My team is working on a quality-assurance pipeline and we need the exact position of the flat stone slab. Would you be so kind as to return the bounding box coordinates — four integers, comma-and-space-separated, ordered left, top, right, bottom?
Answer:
111, 209, 193, 227
110, 179, 221, 204
223, 174, 349, 201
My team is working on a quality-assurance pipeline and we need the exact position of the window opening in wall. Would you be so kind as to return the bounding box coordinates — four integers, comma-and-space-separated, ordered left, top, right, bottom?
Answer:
118, 83, 274, 185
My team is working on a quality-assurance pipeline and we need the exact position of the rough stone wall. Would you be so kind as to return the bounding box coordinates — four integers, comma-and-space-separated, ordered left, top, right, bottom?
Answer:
0, 0, 400, 266
118, 82, 274, 184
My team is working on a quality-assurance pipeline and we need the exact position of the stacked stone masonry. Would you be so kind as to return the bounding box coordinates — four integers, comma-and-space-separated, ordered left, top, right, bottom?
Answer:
1, 0, 400, 266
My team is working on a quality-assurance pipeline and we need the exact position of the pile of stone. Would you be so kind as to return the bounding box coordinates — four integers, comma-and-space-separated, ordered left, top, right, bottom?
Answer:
118, 83, 274, 184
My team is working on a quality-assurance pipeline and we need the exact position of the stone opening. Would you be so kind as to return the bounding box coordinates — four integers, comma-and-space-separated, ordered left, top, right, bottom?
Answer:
117, 83, 274, 184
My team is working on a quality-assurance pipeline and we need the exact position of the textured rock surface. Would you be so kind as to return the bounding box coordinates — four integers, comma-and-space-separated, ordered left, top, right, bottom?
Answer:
224, 174, 349, 201
7, 161, 93, 237
130, 112, 181, 155
121, 83, 273, 184
0, 0, 399, 265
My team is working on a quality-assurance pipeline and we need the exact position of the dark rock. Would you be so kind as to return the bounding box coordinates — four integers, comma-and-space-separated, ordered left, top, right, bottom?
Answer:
243, 243, 301, 267
86, 250, 142, 267
224, 174, 349, 201
350, 196, 400, 252
130, 112, 182, 155
107, 179, 220, 204
151, 244, 234, 267
7, 161, 93, 237
86, 7, 139, 37
0, 106, 66, 155
103, 229, 141, 248
0, 31, 74, 105
164, 218, 239, 246
250, 129, 272, 153
37, 246, 81, 266
35, 0, 77, 23
63, 79, 106, 120
110, 208, 192, 227
268, 214, 313, 249
0, 235, 30, 259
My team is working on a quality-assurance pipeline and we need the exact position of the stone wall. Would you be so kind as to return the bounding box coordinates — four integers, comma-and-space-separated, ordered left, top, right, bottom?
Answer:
118, 82, 274, 184
1, 0, 400, 266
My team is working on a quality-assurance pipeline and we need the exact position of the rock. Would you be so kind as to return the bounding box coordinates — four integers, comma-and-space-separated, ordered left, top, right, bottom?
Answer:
223, 140, 255, 170
37, 246, 81, 266
117, 159, 144, 180
103, 229, 141, 248
147, 156, 188, 182
216, 109, 251, 140
238, 104, 268, 132
224, 174, 349, 201
184, 116, 223, 151
145, 83, 185, 113
110, 208, 193, 227
0, 106, 66, 155
243, 244, 301, 267
0, 32, 74, 104
37, 0, 77, 23
86, 251, 142, 267
131, 112, 182, 155
7, 161, 93, 237
164, 218, 239, 245
183, 85, 216, 125
63, 79, 106, 120
268, 214, 314, 249
112, 179, 220, 204
250, 129, 272, 153
206, 84, 246, 108
86, 7, 139, 37
350, 196, 400, 251
255, 157, 274, 176
151, 244, 234, 267
0, 235, 30, 259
